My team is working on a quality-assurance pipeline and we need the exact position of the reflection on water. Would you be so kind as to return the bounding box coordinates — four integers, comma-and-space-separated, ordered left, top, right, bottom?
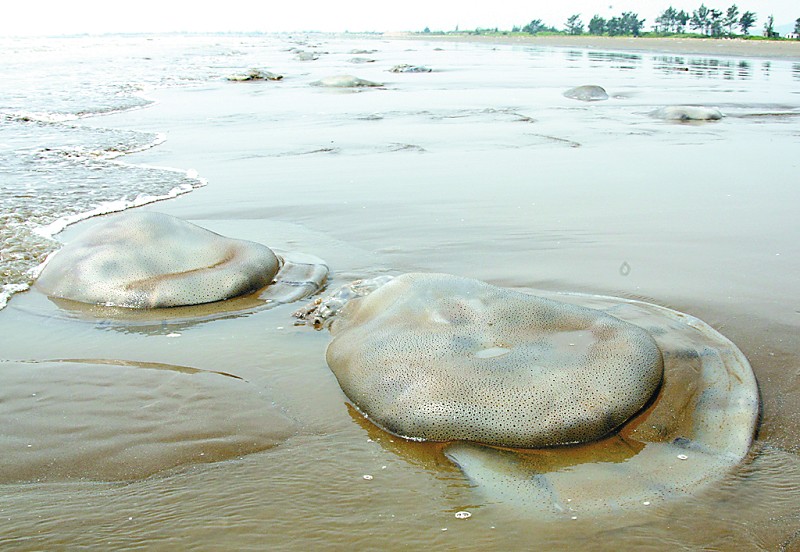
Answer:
10, 284, 271, 336
565, 49, 585, 63
587, 50, 641, 70
654, 55, 759, 79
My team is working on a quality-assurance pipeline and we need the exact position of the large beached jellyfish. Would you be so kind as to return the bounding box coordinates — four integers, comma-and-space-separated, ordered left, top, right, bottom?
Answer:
36, 211, 327, 309
295, 273, 759, 517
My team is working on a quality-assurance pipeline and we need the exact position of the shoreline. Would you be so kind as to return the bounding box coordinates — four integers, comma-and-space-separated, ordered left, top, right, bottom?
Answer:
387, 32, 800, 60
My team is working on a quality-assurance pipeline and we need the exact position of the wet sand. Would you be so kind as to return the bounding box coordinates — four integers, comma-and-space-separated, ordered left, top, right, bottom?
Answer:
1, 36, 799, 549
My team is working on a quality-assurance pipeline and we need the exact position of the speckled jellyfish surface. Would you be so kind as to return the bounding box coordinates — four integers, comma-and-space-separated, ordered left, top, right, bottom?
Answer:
35, 211, 328, 309
296, 272, 759, 517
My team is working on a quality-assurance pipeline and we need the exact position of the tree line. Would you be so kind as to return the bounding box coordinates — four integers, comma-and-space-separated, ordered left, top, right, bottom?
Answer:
504, 4, 800, 39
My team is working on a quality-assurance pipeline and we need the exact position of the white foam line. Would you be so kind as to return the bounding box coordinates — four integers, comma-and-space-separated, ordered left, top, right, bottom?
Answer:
33, 130, 205, 240
34, 177, 202, 240
0, 284, 30, 310
1, 110, 81, 123
99, 132, 167, 160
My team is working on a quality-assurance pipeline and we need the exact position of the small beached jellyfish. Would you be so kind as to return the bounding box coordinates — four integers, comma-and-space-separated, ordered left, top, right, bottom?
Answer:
652, 106, 723, 121
296, 273, 759, 517
36, 211, 327, 309
563, 85, 609, 101
226, 68, 283, 81
310, 75, 383, 88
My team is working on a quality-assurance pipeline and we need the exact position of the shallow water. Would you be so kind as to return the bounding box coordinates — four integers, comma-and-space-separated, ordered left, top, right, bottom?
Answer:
1, 35, 799, 550
0, 35, 293, 306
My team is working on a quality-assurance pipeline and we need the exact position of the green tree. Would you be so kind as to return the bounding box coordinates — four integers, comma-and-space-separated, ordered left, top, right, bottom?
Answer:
654, 6, 677, 33
739, 11, 757, 35
691, 4, 711, 34
604, 12, 644, 36
709, 9, 724, 37
676, 10, 690, 32
565, 14, 584, 35
588, 15, 607, 35
606, 16, 623, 36
795, 17, 800, 36
723, 4, 740, 35
621, 12, 645, 36
522, 19, 546, 34
763, 14, 779, 38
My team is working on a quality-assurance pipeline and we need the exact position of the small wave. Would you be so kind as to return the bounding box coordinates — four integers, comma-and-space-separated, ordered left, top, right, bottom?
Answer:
1, 96, 152, 123
35, 132, 168, 162
34, 174, 204, 240
1, 110, 81, 124
2, 161, 206, 312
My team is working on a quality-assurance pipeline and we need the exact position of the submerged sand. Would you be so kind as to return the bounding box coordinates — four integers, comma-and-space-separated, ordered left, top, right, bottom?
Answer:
1, 34, 798, 550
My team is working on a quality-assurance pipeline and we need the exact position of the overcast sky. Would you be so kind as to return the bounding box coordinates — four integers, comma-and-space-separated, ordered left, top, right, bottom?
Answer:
1, 0, 797, 36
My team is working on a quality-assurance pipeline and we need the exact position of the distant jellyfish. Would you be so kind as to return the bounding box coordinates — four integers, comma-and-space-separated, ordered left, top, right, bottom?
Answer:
389, 64, 433, 73
226, 68, 283, 81
36, 211, 327, 309
652, 106, 723, 121
310, 75, 383, 88
563, 85, 609, 101
295, 51, 320, 61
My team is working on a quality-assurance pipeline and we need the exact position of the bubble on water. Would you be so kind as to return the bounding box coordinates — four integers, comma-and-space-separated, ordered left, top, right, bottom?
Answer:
454, 511, 471, 519
363, 474, 373, 480
677, 454, 689, 460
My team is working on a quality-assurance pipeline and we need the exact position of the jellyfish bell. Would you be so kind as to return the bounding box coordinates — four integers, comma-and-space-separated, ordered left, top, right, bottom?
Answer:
323, 273, 664, 448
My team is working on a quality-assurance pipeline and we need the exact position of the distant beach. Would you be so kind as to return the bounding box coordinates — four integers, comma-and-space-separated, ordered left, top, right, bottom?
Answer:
390, 32, 800, 60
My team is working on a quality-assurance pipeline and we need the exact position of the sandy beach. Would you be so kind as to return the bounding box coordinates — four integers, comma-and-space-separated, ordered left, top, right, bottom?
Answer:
393, 32, 800, 60
1, 34, 798, 549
